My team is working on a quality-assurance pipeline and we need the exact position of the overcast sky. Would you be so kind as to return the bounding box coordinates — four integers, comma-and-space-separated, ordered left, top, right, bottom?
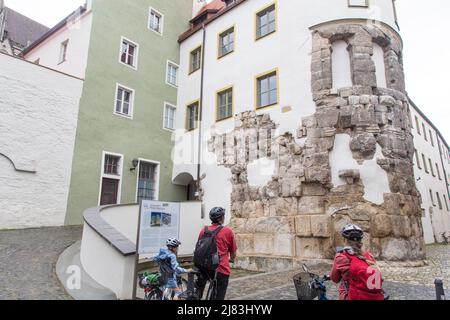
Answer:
4, 0, 449, 142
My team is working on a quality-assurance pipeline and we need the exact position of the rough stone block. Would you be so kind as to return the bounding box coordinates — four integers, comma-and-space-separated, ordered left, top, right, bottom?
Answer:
311, 215, 332, 237
274, 234, 295, 256
254, 234, 274, 255
236, 234, 254, 255
298, 196, 325, 215
295, 215, 312, 237
371, 214, 392, 238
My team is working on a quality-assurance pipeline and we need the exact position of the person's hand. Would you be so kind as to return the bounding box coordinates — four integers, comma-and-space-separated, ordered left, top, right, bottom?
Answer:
186, 268, 194, 273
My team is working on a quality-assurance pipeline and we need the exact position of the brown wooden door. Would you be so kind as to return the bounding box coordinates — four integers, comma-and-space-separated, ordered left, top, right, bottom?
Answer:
100, 178, 119, 205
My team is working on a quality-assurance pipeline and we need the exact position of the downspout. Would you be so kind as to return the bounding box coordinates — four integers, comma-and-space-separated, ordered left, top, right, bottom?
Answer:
196, 23, 207, 207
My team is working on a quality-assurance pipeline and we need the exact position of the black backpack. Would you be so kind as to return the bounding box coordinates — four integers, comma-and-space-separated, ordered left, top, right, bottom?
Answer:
194, 226, 223, 272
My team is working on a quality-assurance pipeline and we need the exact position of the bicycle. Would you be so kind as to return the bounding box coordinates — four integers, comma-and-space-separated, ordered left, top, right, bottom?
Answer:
178, 268, 217, 300
293, 264, 390, 301
293, 264, 331, 300
138, 272, 188, 300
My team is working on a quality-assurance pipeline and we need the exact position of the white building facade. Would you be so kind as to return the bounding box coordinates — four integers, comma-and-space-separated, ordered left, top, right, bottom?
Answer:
409, 100, 450, 243
173, 0, 428, 269
0, 53, 83, 229
23, 1, 93, 79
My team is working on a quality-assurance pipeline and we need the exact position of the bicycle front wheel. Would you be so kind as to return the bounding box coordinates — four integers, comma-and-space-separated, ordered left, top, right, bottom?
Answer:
147, 289, 163, 300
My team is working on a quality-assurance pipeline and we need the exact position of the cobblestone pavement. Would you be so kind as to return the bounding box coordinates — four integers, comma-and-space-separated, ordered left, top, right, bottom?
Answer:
228, 245, 450, 300
0, 226, 83, 300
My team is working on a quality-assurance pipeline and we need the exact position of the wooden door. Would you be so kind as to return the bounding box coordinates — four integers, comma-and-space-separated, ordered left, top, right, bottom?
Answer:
100, 178, 119, 205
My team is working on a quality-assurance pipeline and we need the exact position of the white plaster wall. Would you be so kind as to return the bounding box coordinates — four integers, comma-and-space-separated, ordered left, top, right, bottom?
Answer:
173, 0, 399, 216
330, 134, 390, 205
409, 105, 450, 243
373, 43, 387, 88
24, 8, 93, 79
80, 224, 135, 300
332, 40, 352, 89
0, 53, 83, 229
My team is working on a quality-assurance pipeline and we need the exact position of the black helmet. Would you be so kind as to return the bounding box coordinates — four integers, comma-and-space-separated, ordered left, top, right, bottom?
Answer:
342, 224, 364, 241
209, 207, 225, 223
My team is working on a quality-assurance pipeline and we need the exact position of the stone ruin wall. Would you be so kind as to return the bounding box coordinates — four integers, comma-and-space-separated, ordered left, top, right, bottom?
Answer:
207, 21, 426, 271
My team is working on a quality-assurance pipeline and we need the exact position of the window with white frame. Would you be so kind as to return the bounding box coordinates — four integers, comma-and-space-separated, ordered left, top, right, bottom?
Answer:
149, 8, 163, 34
137, 161, 159, 203
100, 152, 123, 206
166, 61, 179, 87
348, 0, 369, 8
59, 39, 69, 64
120, 38, 138, 68
164, 103, 176, 130
115, 85, 134, 118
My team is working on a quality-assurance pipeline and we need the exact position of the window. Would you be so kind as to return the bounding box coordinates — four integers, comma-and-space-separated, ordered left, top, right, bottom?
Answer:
218, 27, 235, 58
99, 152, 123, 206
415, 116, 421, 135
436, 163, 442, 180
149, 8, 163, 34
444, 195, 449, 211
119, 38, 138, 69
348, 0, 369, 7
59, 40, 69, 64
422, 123, 428, 141
429, 130, 434, 147
429, 158, 435, 177
256, 70, 278, 109
137, 161, 159, 203
104, 155, 120, 175
422, 154, 428, 173
414, 149, 421, 169
163, 103, 176, 131
166, 61, 179, 87
216, 87, 233, 121
256, 4, 276, 40
430, 189, 435, 207
115, 85, 134, 118
186, 101, 199, 131
437, 192, 443, 210
189, 46, 202, 74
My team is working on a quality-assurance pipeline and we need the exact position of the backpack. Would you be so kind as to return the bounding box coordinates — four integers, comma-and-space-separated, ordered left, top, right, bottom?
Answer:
343, 251, 384, 300
194, 225, 223, 272
157, 257, 174, 286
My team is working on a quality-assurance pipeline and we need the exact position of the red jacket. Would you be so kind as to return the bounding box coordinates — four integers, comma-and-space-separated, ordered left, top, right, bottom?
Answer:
331, 250, 384, 300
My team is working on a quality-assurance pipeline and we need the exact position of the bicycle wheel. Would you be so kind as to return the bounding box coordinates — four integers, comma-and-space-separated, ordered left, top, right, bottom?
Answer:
147, 289, 163, 300
205, 280, 216, 300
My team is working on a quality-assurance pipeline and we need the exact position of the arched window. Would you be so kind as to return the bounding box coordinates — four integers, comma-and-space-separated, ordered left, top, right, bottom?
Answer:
373, 43, 387, 88
331, 40, 352, 89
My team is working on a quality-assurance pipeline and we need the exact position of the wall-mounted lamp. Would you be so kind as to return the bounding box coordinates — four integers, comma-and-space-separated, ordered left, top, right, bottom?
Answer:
130, 158, 139, 172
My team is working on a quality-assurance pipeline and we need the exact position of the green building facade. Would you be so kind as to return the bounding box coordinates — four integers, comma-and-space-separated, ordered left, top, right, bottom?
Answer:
65, 0, 192, 225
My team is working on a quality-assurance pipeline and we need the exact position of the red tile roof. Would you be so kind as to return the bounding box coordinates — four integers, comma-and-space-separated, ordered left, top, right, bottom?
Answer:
195, 0, 225, 18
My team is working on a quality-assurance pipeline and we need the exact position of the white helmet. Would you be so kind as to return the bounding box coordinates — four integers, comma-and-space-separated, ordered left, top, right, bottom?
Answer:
342, 224, 364, 241
166, 238, 181, 247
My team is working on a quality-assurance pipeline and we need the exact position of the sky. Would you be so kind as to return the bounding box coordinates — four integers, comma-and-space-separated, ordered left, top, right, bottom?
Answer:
3, 0, 450, 142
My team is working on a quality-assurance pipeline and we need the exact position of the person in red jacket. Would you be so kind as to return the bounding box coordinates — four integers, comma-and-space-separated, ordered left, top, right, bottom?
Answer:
195, 207, 237, 300
330, 224, 385, 301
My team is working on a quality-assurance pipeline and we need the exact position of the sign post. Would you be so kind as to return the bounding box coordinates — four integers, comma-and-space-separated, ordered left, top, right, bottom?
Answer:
132, 200, 181, 300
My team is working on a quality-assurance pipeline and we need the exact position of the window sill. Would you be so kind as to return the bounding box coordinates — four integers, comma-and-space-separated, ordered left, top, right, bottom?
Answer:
188, 68, 201, 76
119, 61, 138, 71
218, 50, 234, 60
255, 30, 277, 42
113, 112, 134, 120
255, 102, 278, 111
216, 116, 233, 123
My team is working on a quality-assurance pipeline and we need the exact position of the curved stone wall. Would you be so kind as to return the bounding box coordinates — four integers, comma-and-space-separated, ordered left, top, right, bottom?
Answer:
208, 20, 425, 271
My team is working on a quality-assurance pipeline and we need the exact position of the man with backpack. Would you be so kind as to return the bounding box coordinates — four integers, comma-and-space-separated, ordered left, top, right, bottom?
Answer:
194, 207, 237, 300
331, 224, 385, 300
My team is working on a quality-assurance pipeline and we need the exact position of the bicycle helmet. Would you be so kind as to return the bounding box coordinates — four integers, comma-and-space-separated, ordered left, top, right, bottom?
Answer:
209, 207, 225, 223
342, 224, 364, 241
166, 238, 181, 247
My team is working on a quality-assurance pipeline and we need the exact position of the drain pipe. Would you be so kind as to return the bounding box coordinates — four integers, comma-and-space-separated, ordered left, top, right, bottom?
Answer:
196, 23, 207, 215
